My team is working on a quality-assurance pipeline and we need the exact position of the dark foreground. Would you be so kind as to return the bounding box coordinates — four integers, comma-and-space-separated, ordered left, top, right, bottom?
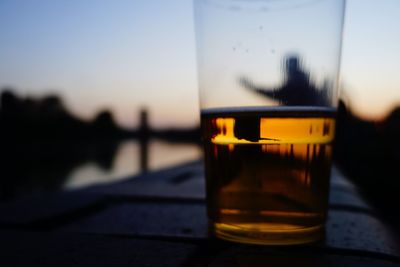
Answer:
0, 160, 399, 267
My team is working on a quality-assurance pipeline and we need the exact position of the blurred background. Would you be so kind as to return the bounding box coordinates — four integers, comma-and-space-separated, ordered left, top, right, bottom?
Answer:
0, 0, 202, 200
1, 0, 400, 226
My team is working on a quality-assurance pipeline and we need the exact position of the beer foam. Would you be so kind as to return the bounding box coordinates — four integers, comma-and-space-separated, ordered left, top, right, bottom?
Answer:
201, 106, 336, 117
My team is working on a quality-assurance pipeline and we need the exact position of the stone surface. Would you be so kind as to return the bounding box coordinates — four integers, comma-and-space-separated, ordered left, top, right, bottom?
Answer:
59, 203, 400, 258
86, 160, 205, 200
205, 246, 400, 267
0, 230, 197, 267
0, 191, 104, 226
326, 211, 400, 257
60, 202, 209, 239
329, 189, 371, 211
1, 161, 399, 266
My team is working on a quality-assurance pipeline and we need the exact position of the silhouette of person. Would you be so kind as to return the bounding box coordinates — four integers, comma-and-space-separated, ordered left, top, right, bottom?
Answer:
234, 55, 329, 142
240, 55, 328, 106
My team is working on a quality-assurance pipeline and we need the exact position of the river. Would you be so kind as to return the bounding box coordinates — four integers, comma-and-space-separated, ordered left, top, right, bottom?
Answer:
63, 139, 202, 190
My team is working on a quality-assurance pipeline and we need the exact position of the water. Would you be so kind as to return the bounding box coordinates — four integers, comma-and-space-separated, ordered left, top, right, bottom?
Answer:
64, 139, 202, 190
0, 139, 202, 201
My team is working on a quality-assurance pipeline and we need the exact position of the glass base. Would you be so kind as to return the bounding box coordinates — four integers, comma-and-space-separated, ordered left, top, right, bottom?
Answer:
212, 222, 324, 245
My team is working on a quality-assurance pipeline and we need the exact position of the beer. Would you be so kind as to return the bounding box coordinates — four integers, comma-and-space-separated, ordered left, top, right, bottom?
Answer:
201, 106, 336, 245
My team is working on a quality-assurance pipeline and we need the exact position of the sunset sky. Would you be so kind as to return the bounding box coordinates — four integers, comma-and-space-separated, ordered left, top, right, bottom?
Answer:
340, 0, 400, 120
0, 0, 399, 128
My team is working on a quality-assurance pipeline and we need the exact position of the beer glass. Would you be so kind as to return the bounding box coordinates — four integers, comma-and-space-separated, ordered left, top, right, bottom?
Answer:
194, 0, 346, 245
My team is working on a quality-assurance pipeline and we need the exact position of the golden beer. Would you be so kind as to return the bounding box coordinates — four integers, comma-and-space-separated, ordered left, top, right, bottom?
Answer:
201, 106, 336, 245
